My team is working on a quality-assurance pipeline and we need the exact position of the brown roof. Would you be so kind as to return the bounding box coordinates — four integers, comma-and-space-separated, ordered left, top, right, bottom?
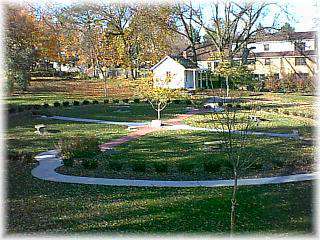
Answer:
171, 55, 198, 68
252, 31, 316, 43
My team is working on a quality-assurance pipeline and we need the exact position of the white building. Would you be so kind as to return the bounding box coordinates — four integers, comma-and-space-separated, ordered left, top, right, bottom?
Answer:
150, 55, 199, 90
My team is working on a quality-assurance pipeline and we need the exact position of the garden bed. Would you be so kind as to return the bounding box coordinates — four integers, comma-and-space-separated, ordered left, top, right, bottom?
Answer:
57, 130, 314, 181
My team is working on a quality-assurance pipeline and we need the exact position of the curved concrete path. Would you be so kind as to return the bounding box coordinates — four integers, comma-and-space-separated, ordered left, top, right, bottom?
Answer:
31, 150, 317, 187
165, 124, 299, 138
40, 115, 149, 127
32, 110, 315, 187
40, 115, 300, 139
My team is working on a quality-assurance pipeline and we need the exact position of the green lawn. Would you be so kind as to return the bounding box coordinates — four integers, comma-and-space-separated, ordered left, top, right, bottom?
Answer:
5, 91, 315, 234
7, 111, 129, 155
38, 103, 190, 122
7, 154, 314, 233
182, 92, 315, 138
184, 111, 314, 138
249, 92, 314, 105
6, 92, 82, 106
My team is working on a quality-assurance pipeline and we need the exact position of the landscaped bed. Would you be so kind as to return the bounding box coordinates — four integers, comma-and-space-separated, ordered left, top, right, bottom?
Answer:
184, 110, 314, 138
57, 130, 314, 181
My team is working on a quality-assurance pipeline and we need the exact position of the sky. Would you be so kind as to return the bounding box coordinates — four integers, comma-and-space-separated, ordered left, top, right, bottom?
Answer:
199, 0, 317, 32
270, 0, 317, 31
7, 0, 319, 32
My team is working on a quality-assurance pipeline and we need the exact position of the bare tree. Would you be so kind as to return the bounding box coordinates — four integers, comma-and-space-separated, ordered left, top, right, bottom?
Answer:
171, 2, 202, 62
196, 1, 285, 61
209, 98, 258, 234
193, 1, 288, 97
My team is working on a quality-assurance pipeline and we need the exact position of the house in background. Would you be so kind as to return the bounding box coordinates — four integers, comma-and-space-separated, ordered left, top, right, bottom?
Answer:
151, 31, 317, 90
194, 31, 317, 80
246, 31, 316, 80
150, 55, 199, 90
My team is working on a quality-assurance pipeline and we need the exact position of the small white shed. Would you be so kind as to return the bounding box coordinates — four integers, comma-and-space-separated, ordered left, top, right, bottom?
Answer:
150, 55, 199, 90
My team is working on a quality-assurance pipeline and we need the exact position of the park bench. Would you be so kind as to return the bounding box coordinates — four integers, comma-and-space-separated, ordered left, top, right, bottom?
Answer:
203, 103, 224, 112
127, 126, 139, 131
35, 124, 46, 135
249, 115, 269, 123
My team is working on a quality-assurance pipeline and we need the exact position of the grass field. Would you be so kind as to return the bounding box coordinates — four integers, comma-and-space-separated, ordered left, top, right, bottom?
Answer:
7, 112, 129, 156
184, 92, 315, 138
184, 111, 314, 138
5, 80, 315, 234
39, 102, 190, 122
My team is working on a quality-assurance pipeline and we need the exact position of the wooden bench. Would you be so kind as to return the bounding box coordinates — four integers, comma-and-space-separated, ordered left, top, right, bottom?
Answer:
35, 124, 46, 135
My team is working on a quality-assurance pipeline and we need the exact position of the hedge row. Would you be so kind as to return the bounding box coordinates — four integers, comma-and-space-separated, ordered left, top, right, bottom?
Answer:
8, 98, 194, 115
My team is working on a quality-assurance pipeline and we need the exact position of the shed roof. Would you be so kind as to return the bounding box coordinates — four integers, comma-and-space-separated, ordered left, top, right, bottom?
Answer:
252, 31, 316, 43
150, 55, 198, 71
170, 55, 198, 68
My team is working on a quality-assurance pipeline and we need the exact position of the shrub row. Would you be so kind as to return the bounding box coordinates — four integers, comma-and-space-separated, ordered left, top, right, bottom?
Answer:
8, 97, 194, 115
8, 99, 101, 114
171, 99, 193, 105
105, 158, 284, 175
58, 143, 288, 174
8, 104, 43, 114
104, 159, 234, 174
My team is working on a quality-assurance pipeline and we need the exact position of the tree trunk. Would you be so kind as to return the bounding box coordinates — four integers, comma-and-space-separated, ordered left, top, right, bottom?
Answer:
191, 43, 197, 63
103, 77, 107, 99
230, 170, 238, 235
157, 108, 161, 120
130, 67, 136, 80
226, 75, 230, 97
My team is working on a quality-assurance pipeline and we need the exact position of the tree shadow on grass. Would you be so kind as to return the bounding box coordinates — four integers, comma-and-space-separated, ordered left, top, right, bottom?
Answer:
6, 160, 313, 234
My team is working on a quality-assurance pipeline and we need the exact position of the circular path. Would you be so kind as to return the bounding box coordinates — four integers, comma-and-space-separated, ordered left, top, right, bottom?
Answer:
32, 150, 317, 187
32, 110, 317, 187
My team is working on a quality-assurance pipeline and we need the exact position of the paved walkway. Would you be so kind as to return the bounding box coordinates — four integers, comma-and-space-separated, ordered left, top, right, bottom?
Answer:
40, 112, 300, 143
99, 109, 205, 150
31, 150, 317, 187
165, 124, 299, 139
40, 115, 148, 127
31, 109, 316, 187
100, 126, 155, 151
41, 110, 299, 153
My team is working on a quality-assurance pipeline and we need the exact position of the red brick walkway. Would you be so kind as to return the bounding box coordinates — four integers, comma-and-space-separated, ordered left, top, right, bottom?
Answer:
99, 108, 204, 151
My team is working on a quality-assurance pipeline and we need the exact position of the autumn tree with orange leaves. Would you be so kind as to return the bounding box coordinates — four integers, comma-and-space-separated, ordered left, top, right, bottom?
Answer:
5, 5, 62, 92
